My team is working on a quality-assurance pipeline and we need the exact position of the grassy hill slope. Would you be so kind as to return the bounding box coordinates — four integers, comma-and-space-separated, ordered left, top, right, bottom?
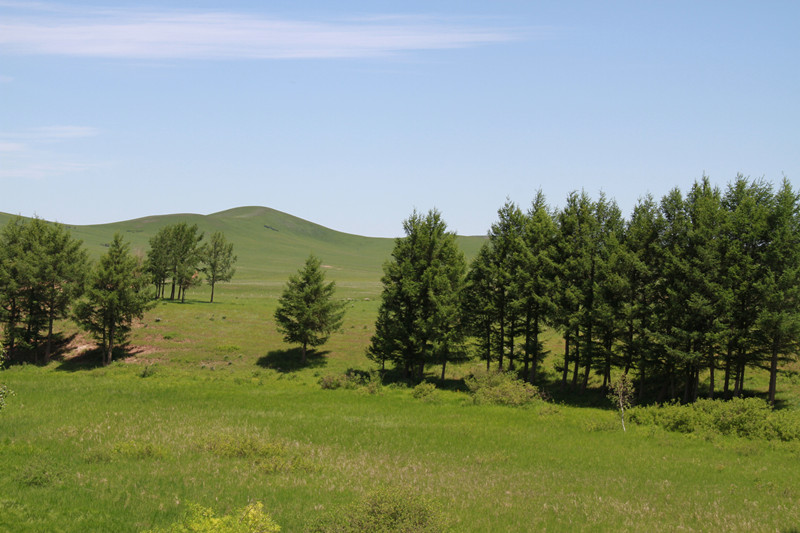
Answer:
0, 207, 486, 287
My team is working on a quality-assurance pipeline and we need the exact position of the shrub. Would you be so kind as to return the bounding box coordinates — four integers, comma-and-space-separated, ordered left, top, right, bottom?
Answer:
319, 369, 382, 393
628, 397, 800, 441
412, 382, 438, 402
146, 501, 280, 533
307, 487, 445, 533
464, 369, 543, 407
0, 384, 13, 412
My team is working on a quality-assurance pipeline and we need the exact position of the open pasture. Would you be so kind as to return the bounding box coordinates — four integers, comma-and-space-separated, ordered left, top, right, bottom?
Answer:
1, 208, 799, 532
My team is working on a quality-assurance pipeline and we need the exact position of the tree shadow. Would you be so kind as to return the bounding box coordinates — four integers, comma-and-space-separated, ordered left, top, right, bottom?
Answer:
256, 348, 329, 373
55, 343, 136, 372
3, 332, 80, 366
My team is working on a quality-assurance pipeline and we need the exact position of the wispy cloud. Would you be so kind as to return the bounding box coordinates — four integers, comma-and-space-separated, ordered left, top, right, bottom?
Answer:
0, 4, 524, 60
0, 125, 100, 179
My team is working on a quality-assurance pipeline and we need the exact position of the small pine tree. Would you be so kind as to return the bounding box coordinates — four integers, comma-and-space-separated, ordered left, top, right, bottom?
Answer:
274, 255, 345, 364
74, 234, 153, 366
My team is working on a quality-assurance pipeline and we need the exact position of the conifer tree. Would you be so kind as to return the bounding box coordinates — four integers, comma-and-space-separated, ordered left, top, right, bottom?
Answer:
757, 179, 800, 405
518, 191, 557, 382
368, 210, 466, 380
75, 234, 153, 366
274, 255, 345, 365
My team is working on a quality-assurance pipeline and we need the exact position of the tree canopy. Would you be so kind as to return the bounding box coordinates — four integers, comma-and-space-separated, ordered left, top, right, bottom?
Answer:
274, 255, 346, 364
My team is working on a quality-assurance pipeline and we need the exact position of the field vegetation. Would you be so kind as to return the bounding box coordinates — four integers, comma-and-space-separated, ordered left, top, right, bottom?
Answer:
1, 193, 800, 531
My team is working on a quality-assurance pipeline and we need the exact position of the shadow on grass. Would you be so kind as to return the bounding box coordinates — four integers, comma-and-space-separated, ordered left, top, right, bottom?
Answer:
256, 348, 329, 373
4, 333, 79, 366
55, 344, 136, 372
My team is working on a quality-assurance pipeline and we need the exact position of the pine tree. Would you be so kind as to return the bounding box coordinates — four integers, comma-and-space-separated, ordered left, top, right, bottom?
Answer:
518, 190, 557, 382
368, 210, 467, 380
274, 255, 346, 365
75, 234, 153, 366
757, 179, 800, 405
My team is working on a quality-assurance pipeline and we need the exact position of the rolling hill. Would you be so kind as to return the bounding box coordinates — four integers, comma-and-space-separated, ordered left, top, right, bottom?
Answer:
0, 206, 487, 287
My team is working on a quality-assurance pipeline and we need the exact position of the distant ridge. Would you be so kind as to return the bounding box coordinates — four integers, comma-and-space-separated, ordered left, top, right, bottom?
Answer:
0, 207, 486, 283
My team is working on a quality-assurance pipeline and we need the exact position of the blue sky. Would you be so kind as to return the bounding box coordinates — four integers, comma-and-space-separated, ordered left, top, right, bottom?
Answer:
1, 1, 798, 237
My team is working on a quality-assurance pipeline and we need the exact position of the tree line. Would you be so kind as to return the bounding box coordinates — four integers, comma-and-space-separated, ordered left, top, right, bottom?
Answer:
0, 218, 236, 365
369, 176, 800, 405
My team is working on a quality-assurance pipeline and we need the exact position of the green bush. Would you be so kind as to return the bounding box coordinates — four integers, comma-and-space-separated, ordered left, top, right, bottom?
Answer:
307, 487, 445, 533
464, 369, 543, 407
628, 397, 800, 441
319, 369, 382, 393
412, 382, 438, 402
0, 384, 12, 412
145, 501, 280, 533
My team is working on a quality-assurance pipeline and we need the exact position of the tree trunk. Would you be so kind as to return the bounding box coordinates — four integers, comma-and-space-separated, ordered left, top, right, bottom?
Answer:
105, 323, 115, 366
708, 351, 715, 399
530, 315, 540, 383
210, 282, 215, 303
45, 308, 54, 364
768, 342, 779, 406
572, 328, 580, 389
301, 342, 307, 365
561, 334, 570, 389
440, 360, 447, 382
485, 321, 491, 371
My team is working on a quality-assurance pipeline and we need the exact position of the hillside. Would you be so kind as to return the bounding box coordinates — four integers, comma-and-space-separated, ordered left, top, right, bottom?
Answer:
0, 207, 486, 287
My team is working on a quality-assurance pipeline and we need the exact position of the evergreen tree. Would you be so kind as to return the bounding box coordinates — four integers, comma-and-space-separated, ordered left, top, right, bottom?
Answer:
368, 210, 467, 380
36, 222, 88, 363
74, 234, 153, 366
720, 177, 772, 396
201, 231, 237, 303
757, 179, 800, 405
620, 195, 662, 399
518, 191, 557, 382
274, 255, 345, 365
462, 243, 498, 371
486, 200, 526, 370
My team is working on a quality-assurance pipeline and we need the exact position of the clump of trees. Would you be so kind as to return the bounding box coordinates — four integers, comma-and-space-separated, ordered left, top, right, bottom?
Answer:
367, 209, 468, 380
0, 216, 237, 365
146, 223, 236, 303
0, 217, 88, 363
274, 255, 346, 364
74, 233, 154, 366
370, 177, 800, 405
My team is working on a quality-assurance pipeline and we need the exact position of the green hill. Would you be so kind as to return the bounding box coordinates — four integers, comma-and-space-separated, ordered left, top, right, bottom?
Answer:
0, 206, 487, 288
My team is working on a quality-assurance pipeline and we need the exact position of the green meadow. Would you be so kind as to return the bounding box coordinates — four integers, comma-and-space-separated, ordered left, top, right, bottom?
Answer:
1, 207, 799, 532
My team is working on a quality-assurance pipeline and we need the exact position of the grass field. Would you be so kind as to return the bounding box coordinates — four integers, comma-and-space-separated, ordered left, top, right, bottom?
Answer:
1, 208, 799, 532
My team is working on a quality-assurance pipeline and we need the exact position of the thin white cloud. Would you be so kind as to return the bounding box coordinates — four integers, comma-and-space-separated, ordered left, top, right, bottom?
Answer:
0, 125, 101, 179
0, 141, 24, 152
0, 125, 99, 143
0, 4, 524, 60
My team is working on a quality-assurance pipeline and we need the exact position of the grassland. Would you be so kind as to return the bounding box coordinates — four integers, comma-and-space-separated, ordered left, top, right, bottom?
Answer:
1, 208, 799, 532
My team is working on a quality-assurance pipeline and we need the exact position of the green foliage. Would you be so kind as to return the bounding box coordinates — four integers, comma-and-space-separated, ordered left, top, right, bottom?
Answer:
411, 382, 438, 402
0, 384, 10, 412
307, 487, 445, 533
146, 502, 280, 533
607, 373, 635, 431
464, 369, 543, 407
74, 233, 154, 365
0, 216, 88, 362
318, 369, 381, 393
368, 209, 467, 380
201, 231, 237, 303
629, 397, 800, 441
274, 255, 346, 364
